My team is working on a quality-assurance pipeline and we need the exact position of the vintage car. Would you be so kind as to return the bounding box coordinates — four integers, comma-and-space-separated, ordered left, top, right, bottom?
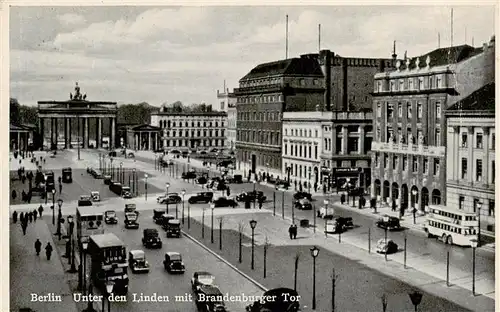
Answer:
376, 215, 401, 231
376, 239, 399, 254
325, 217, 354, 233
124, 212, 139, 229
213, 196, 237, 208
78, 195, 93, 207
195, 285, 227, 312
275, 181, 291, 191
294, 198, 312, 210
166, 219, 181, 238
142, 228, 162, 248
317, 205, 335, 219
163, 252, 185, 273
196, 176, 208, 185
104, 210, 118, 224
160, 214, 176, 230
158, 193, 182, 204
124, 203, 139, 215
188, 192, 214, 204
153, 209, 166, 224
191, 271, 216, 291
246, 288, 300, 312
90, 191, 100, 202
62, 167, 73, 183
182, 171, 197, 180
128, 250, 150, 273
293, 191, 312, 201
103, 175, 112, 185
236, 191, 266, 203
121, 186, 132, 199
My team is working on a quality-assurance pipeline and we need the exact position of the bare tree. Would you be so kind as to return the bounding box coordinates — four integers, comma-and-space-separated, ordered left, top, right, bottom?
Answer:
294, 252, 300, 291
263, 236, 270, 278
238, 221, 245, 263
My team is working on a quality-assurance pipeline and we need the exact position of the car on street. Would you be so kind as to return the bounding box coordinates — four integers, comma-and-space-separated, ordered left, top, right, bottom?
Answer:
158, 193, 182, 204
103, 175, 112, 185
78, 195, 93, 207
160, 214, 176, 230
62, 167, 73, 183
128, 250, 150, 273
275, 181, 291, 190
294, 198, 312, 210
163, 252, 186, 274
188, 192, 214, 204
109, 151, 117, 157
165, 219, 181, 238
325, 216, 354, 233
90, 191, 100, 202
293, 191, 312, 201
124, 212, 139, 229
121, 186, 132, 198
153, 209, 166, 224
191, 271, 216, 291
142, 228, 162, 248
104, 210, 118, 224
236, 191, 266, 202
376, 215, 401, 231
376, 239, 399, 254
196, 176, 208, 185
195, 285, 228, 312
213, 196, 237, 208
91, 170, 103, 179
245, 287, 300, 312
317, 205, 335, 219
182, 171, 197, 180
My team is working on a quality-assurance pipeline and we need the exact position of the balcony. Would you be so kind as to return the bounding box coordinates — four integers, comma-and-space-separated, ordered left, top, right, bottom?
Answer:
371, 141, 445, 157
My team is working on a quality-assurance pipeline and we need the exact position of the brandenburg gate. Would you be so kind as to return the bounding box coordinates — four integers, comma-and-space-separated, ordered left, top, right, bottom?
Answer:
37, 83, 117, 150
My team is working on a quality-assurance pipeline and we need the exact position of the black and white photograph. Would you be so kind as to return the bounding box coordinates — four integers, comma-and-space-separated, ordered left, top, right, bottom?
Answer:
6, 3, 497, 312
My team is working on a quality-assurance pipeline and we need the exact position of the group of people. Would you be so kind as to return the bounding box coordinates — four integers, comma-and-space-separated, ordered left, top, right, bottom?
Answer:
288, 223, 298, 239
34, 239, 53, 260
12, 205, 44, 235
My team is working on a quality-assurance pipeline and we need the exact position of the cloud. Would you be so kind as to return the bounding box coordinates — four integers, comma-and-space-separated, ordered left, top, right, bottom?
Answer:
58, 13, 86, 26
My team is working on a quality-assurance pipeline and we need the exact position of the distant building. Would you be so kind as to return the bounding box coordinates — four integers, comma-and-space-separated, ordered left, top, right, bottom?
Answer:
217, 88, 237, 151
117, 124, 162, 151
445, 82, 495, 236
370, 40, 495, 214
234, 57, 324, 179
150, 108, 227, 152
10, 124, 36, 151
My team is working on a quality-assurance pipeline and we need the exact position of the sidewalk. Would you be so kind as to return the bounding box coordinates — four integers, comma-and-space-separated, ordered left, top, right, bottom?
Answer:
10, 218, 78, 312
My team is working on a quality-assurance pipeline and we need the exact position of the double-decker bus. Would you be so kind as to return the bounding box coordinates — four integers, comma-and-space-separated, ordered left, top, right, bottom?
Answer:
76, 206, 105, 244
88, 233, 129, 294
423, 204, 479, 247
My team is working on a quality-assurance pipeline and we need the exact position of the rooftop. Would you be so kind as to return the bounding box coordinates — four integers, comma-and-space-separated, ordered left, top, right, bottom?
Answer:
152, 111, 227, 117
447, 82, 495, 112
90, 233, 123, 248
240, 57, 324, 81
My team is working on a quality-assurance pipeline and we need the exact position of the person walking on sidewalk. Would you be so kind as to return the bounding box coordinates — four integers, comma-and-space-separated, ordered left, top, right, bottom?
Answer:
19, 212, 24, 224
28, 212, 33, 223
21, 219, 28, 236
38, 205, 44, 217
288, 225, 294, 240
12, 211, 18, 224
291, 224, 298, 239
34, 239, 42, 256
33, 209, 38, 222
45, 242, 53, 260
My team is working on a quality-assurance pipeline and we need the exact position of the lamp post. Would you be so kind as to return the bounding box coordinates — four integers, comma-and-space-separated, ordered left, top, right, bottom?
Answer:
56, 195, 62, 240
110, 157, 114, 180
45, 176, 48, 205
202, 207, 206, 239
471, 238, 478, 296
132, 168, 136, 196
310, 246, 320, 310
412, 189, 417, 224
105, 281, 115, 312
210, 203, 215, 244
250, 219, 257, 270
80, 241, 89, 292
119, 162, 123, 184
187, 203, 191, 229
252, 180, 256, 209
324, 199, 329, 238
144, 173, 148, 201
238, 222, 244, 263
477, 202, 482, 246
408, 291, 423, 312
165, 182, 170, 214
67, 214, 77, 273
281, 190, 285, 219
218, 217, 223, 250
287, 166, 291, 183
181, 189, 186, 224
308, 167, 312, 193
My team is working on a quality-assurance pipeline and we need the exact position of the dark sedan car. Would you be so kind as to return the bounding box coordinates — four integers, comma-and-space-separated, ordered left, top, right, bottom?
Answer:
158, 194, 182, 204
182, 171, 197, 179
294, 199, 312, 210
104, 210, 118, 224
188, 192, 214, 204
376, 215, 401, 231
213, 197, 237, 208
191, 271, 216, 291
293, 191, 312, 201
236, 191, 266, 202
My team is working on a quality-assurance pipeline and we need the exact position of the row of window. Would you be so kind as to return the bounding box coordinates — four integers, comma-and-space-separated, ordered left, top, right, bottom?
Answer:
163, 139, 224, 148
283, 162, 316, 180
458, 197, 495, 216
376, 102, 441, 120
380, 127, 440, 146
460, 131, 495, 150
284, 128, 319, 138
460, 158, 495, 183
375, 73, 445, 93
284, 143, 319, 160
375, 153, 441, 175
240, 78, 283, 88
237, 94, 284, 104
158, 120, 224, 129
237, 130, 281, 146
239, 150, 281, 169
237, 111, 281, 121
164, 129, 225, 138
427, 220, 476, 235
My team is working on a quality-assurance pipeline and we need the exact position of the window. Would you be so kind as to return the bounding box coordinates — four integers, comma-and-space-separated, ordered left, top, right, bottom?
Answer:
418, 78, 424, 90
390, 81, 395, 91
416, 103, 422, 119
489, 199, 495, 216
492, 161, 495, 184
433, 159, 440, 175
375, 153, 379, 167
403, 156, 408, 171
377, 103, 381, 117
399, 80, 404, 91
459, 196, 465, 210
476, 159, 482, 181
314, 146, 318, 159
409, 79, 413, 90
284, 144, 288, 155
461, 158, 468, 179
315, 130, 318, 137
461, 133, 468, 148
384, 154, 389, 168
377, 81, 382, 92
423, 158, 429, 174
492, 133, 495, 150
436, 75, 442, 88
393, 156, 398, 170
387, 104, 394, 118
412, 157, 418, 173
308, 146, 312, 158
285, 129, 288, 136
407, 103, 412, 118
476, 133, 483, 149
398, 103, 402, 118
436, 102, 441, 119
473, 198, 479, 213
435, 129, 441, 146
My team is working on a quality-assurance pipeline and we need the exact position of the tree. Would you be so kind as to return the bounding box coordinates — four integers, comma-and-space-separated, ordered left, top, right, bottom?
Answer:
10, 98, 21, 125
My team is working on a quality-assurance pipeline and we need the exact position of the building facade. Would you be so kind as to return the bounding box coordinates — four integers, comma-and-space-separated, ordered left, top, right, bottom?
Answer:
371, 43, 494, 213
217, 88, 237, 151
283, 111, 373, 192
150, 110, 227, 152
235, 57, 325, 178
117, 124, 162, 151
445, 82, 495, 236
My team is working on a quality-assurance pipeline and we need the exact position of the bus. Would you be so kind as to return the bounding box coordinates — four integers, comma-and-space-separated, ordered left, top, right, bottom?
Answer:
423, 204, 479, 247
76, 206, 105, 244
88, 233, 129, 294
62, 167, 72, 183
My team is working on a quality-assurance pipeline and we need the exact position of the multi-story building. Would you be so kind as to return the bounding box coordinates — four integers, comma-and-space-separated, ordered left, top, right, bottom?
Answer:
445, 82, 495, 236
150, 108, 227, 152
217, 88, 237, 151
282, 111, 373, 192
234, 57, 325, 179
371, 41, 495, 213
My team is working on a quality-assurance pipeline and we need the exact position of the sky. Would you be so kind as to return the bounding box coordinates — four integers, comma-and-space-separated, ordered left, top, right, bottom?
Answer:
9, 4, 496, 107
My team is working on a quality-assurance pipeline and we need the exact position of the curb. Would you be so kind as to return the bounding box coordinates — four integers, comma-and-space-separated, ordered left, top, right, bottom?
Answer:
181, 230, 268, 293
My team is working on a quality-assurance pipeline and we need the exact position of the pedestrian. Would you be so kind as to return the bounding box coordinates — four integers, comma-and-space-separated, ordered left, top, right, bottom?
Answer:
27, 190, 32, 204
59, 183, 62, 194
226, 187, 230, 197
28, 212, 33, 223
258, 198, 263, 209
288, 225, 293, 240
21, 221, 27, 235
292, 224, 298, 239
11, 189, 17, 201
38, 205, 44, 217
34, 239, 42, 256
20, 212, 25, 223
314, 182, 318, 193
43, 158, 46, 164
21, 190, 26, 202
45, 242, 53, 260
33, 209, 38, 222
12, 211, 18, 223
392, 199, 397, 212
22, 175, 26, 184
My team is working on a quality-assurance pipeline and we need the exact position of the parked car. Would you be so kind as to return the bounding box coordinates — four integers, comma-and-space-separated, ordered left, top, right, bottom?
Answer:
103, 175, 112, 185
275, 181, 291, 190
191, 271, 216, 291
124, 212, 139, 229
236, 191, 265, 202
293, 192, 312, 201
376, 239, 398, 254
196, 176, 208, 184
213, 196, 237, 208
153, 209, 166, 224
91, 170, 103, 179
142, 228, 162, 248
166, 219, 181, 238
245, 288, 300, 312
160, 214, 176, 231
195, 285, 228, 312
163, 252, 185, 274
294, 199, 312, 210
182, 171, 197, 179
78, 195, 93, 207
376, 215, 401, 230
90, 191, 100, 202
158, 193, 182, 204
104, 210, 117, 224
188, 192, 214, 204
128, 250, 150, 273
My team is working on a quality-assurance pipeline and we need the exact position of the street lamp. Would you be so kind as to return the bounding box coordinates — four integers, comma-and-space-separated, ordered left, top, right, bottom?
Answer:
165, 182, 170, 214
249, 219, 257, 270
210, 203, 215, 244
252, 180, 257, 209
471, 238, 478, 296
110, 157, 114, 180
144, 173, 148, 201
310, 246, 320, 310
324, 199, 329, 238
79, 241, 89, 292
120, 162, 123, 184
408, 291, 423, 312
477, 202, 482, 246
308, 167, 312, 193
56, 194, 62, 240
412, 189, 418, 224
105, 280, 115, 312
287, 166, 291, 183
181, 190, 186, 224
218, 217, 223, 250
67, 214, 77, 273
202, 207, 206, 239
45, 175, 48, 205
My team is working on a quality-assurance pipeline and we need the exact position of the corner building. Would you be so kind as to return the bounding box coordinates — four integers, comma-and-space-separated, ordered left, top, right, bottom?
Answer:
371, 42, 494, 213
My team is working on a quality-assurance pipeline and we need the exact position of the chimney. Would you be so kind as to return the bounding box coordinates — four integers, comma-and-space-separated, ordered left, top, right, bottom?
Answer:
392, 40, 397, 61
319, 50, 332, 111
